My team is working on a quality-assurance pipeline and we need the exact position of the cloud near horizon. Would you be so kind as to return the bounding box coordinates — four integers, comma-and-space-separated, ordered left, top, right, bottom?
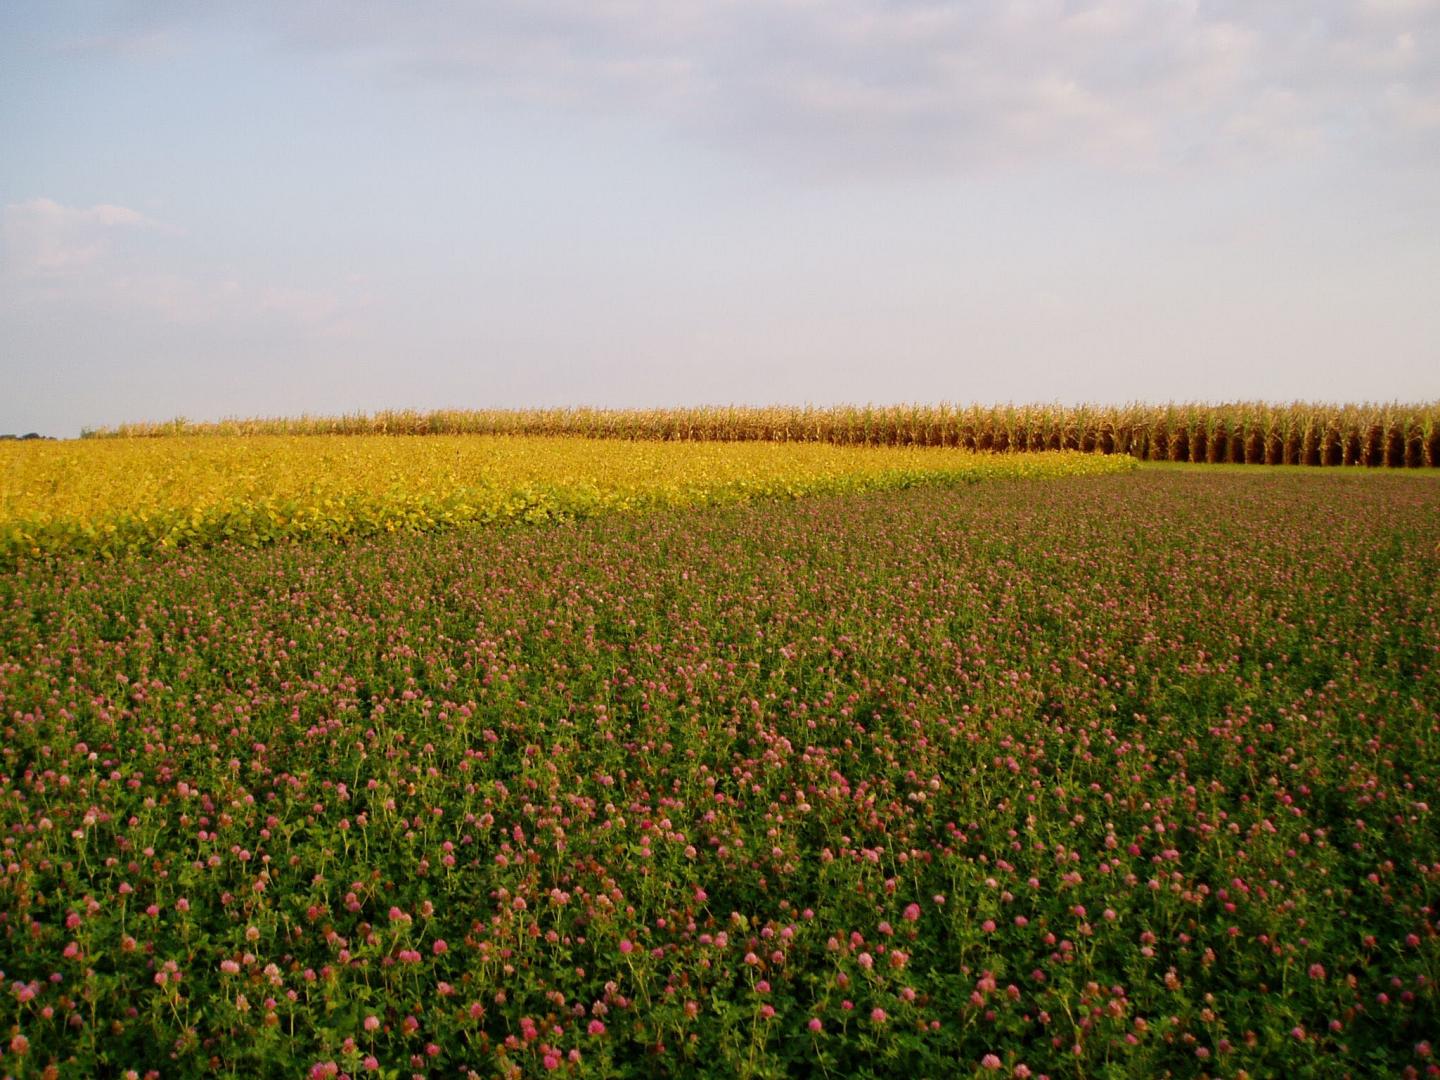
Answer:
1, 197, 362, 337
1, 197, 155, 276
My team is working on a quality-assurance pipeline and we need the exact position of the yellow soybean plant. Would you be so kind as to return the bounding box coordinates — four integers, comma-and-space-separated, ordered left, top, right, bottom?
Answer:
1, 436, 1135, 561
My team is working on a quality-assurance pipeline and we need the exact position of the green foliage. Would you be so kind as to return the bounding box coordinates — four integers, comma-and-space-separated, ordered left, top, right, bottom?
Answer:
0, 470, 1437, 1077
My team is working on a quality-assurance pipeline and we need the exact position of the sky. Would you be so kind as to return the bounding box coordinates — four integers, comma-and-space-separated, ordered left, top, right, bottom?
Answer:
2, 1, 1438, 437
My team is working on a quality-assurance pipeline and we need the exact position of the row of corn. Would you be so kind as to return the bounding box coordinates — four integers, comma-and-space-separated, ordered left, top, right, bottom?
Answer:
82, 402, 1440, 467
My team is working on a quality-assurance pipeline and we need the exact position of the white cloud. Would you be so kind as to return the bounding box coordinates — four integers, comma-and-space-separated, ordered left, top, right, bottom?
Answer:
1358, 0, 1440, 19
1221, 87, 1323, 155
51, 2, 1440, 176
1384, 82, 1440, 127
1, 198, 364, 339
0, 198, 154, 276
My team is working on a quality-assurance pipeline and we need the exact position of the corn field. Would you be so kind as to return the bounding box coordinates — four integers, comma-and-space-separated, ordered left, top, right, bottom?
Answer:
84, 402, 1440, 467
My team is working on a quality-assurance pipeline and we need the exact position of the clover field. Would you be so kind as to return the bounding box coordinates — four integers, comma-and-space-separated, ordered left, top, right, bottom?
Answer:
2, 468, 1438, 1079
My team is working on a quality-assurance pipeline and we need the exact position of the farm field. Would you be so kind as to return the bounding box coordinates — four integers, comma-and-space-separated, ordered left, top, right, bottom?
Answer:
0, 436, 1129, 562
83, 402, 1440, 469
2, 466, 1438, 1078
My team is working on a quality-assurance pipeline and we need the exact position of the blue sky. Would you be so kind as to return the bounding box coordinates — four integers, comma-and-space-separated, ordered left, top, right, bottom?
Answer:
3, 0, 1438, 436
